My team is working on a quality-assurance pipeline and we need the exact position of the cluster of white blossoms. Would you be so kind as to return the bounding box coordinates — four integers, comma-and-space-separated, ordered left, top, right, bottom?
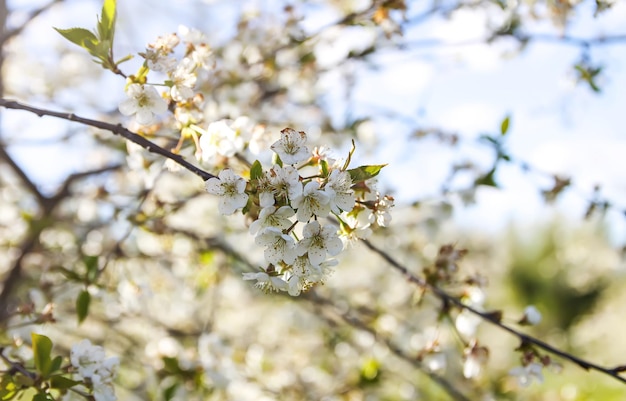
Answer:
205, 128, 393, 296
70, 339, 119, 401
119, 26, 214, 126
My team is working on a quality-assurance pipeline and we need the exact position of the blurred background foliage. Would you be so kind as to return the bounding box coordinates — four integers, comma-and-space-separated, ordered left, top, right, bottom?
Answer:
1, 0, 626, 400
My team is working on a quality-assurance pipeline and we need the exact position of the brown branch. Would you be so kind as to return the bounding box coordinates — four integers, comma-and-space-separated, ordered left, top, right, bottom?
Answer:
0, 0, 63, 47
361, 239, 626, 385
0, 142, 48, 205
0, 99, 215, 181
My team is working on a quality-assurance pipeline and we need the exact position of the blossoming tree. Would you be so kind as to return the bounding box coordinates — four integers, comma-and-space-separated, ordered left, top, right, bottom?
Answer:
0, 0, 625, 400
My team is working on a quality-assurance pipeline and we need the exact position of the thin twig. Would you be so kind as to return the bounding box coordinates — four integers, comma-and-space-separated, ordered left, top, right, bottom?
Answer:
361, 239, 626, 385
0, 0, 63, 47
0, 99, 215, 181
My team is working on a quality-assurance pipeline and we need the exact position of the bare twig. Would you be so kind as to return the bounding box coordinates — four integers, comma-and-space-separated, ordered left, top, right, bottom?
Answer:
0, 143, 48, 205
361, 239, 626, 385
0, 0, 63, 47
0, 99, 215, 181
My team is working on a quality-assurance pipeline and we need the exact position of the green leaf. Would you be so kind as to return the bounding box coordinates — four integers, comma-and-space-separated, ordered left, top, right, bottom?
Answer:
500, 115, 510, 136
49, 356, 63, 374
320, 159, 329, 177
250, 160, 263, 180
0, 375, 19, 399
76, 290, 91, 324
163, 382, 179, 401
474, 167, 498, 188
33, 394, 50, 401
272, 153, 283, 168
50, 375, 80, 390
115, 54, 134, 65
84, 255, 99, 283
347, 164, 387, 184
54, 27, 98, 50
98, 0, 117, 42
31, 333, 53, 378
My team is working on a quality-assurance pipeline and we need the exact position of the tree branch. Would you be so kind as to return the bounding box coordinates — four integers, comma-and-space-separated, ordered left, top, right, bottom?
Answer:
361, 239, 626, 385
0, 0, 63, 47
0, 99, 215, 181
0, 142, 48, 205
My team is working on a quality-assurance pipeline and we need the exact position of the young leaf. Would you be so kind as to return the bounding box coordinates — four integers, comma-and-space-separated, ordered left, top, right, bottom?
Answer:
347, 164, 387, 184
50, 375, 80, 390
320, 159, 329, 177
54, 28, 98, 50
84, 255, 99, 283
33, 394, 50, 401
76, 290, 91, 324
250, 160, 263, 180
474, 166, 498, 188
49, 355, 63, 374
98, 0, 117, 42
342, 139, 356, 171
500, 115, 510, 136
32, 333, 53, 377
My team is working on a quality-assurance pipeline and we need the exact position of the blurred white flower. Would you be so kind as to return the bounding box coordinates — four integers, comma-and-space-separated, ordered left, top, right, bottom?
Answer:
199, 120, 244, 163
119, 84, 168, 125
463, 345, 488, 379
370, 194, 394, 227
509, 362, 544, 387
521, 305, 542, 325
169, 58, 197, 101
71, 339, 118, 401
71, 339, 105, 378
424, 353, 447, 372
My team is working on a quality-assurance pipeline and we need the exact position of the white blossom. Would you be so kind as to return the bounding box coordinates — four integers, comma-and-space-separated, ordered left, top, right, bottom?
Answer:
255, 227, 298, 265
142, 49, 177, 72
463, 346, 488, 379
325, 169, 355, 213
242, 271, 287, 293
285, 256, 309, 296
169, 58, 197, 101
292, 181, 330, 222
270, 128, 310, 165
370, 194, 394, 227
269, 165, 302, 203
249, 206, 295, 236
509, 363, 544, 387
118, 84, 168, 125
205, 169, 248, 215
179, 25, 208, 45
522, 305, 542, 325
199, 120, 244, 163
70, 339, 118, 401
71, 339, 105, 379
455, 310, 482, 338
297, 221, 343, 265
